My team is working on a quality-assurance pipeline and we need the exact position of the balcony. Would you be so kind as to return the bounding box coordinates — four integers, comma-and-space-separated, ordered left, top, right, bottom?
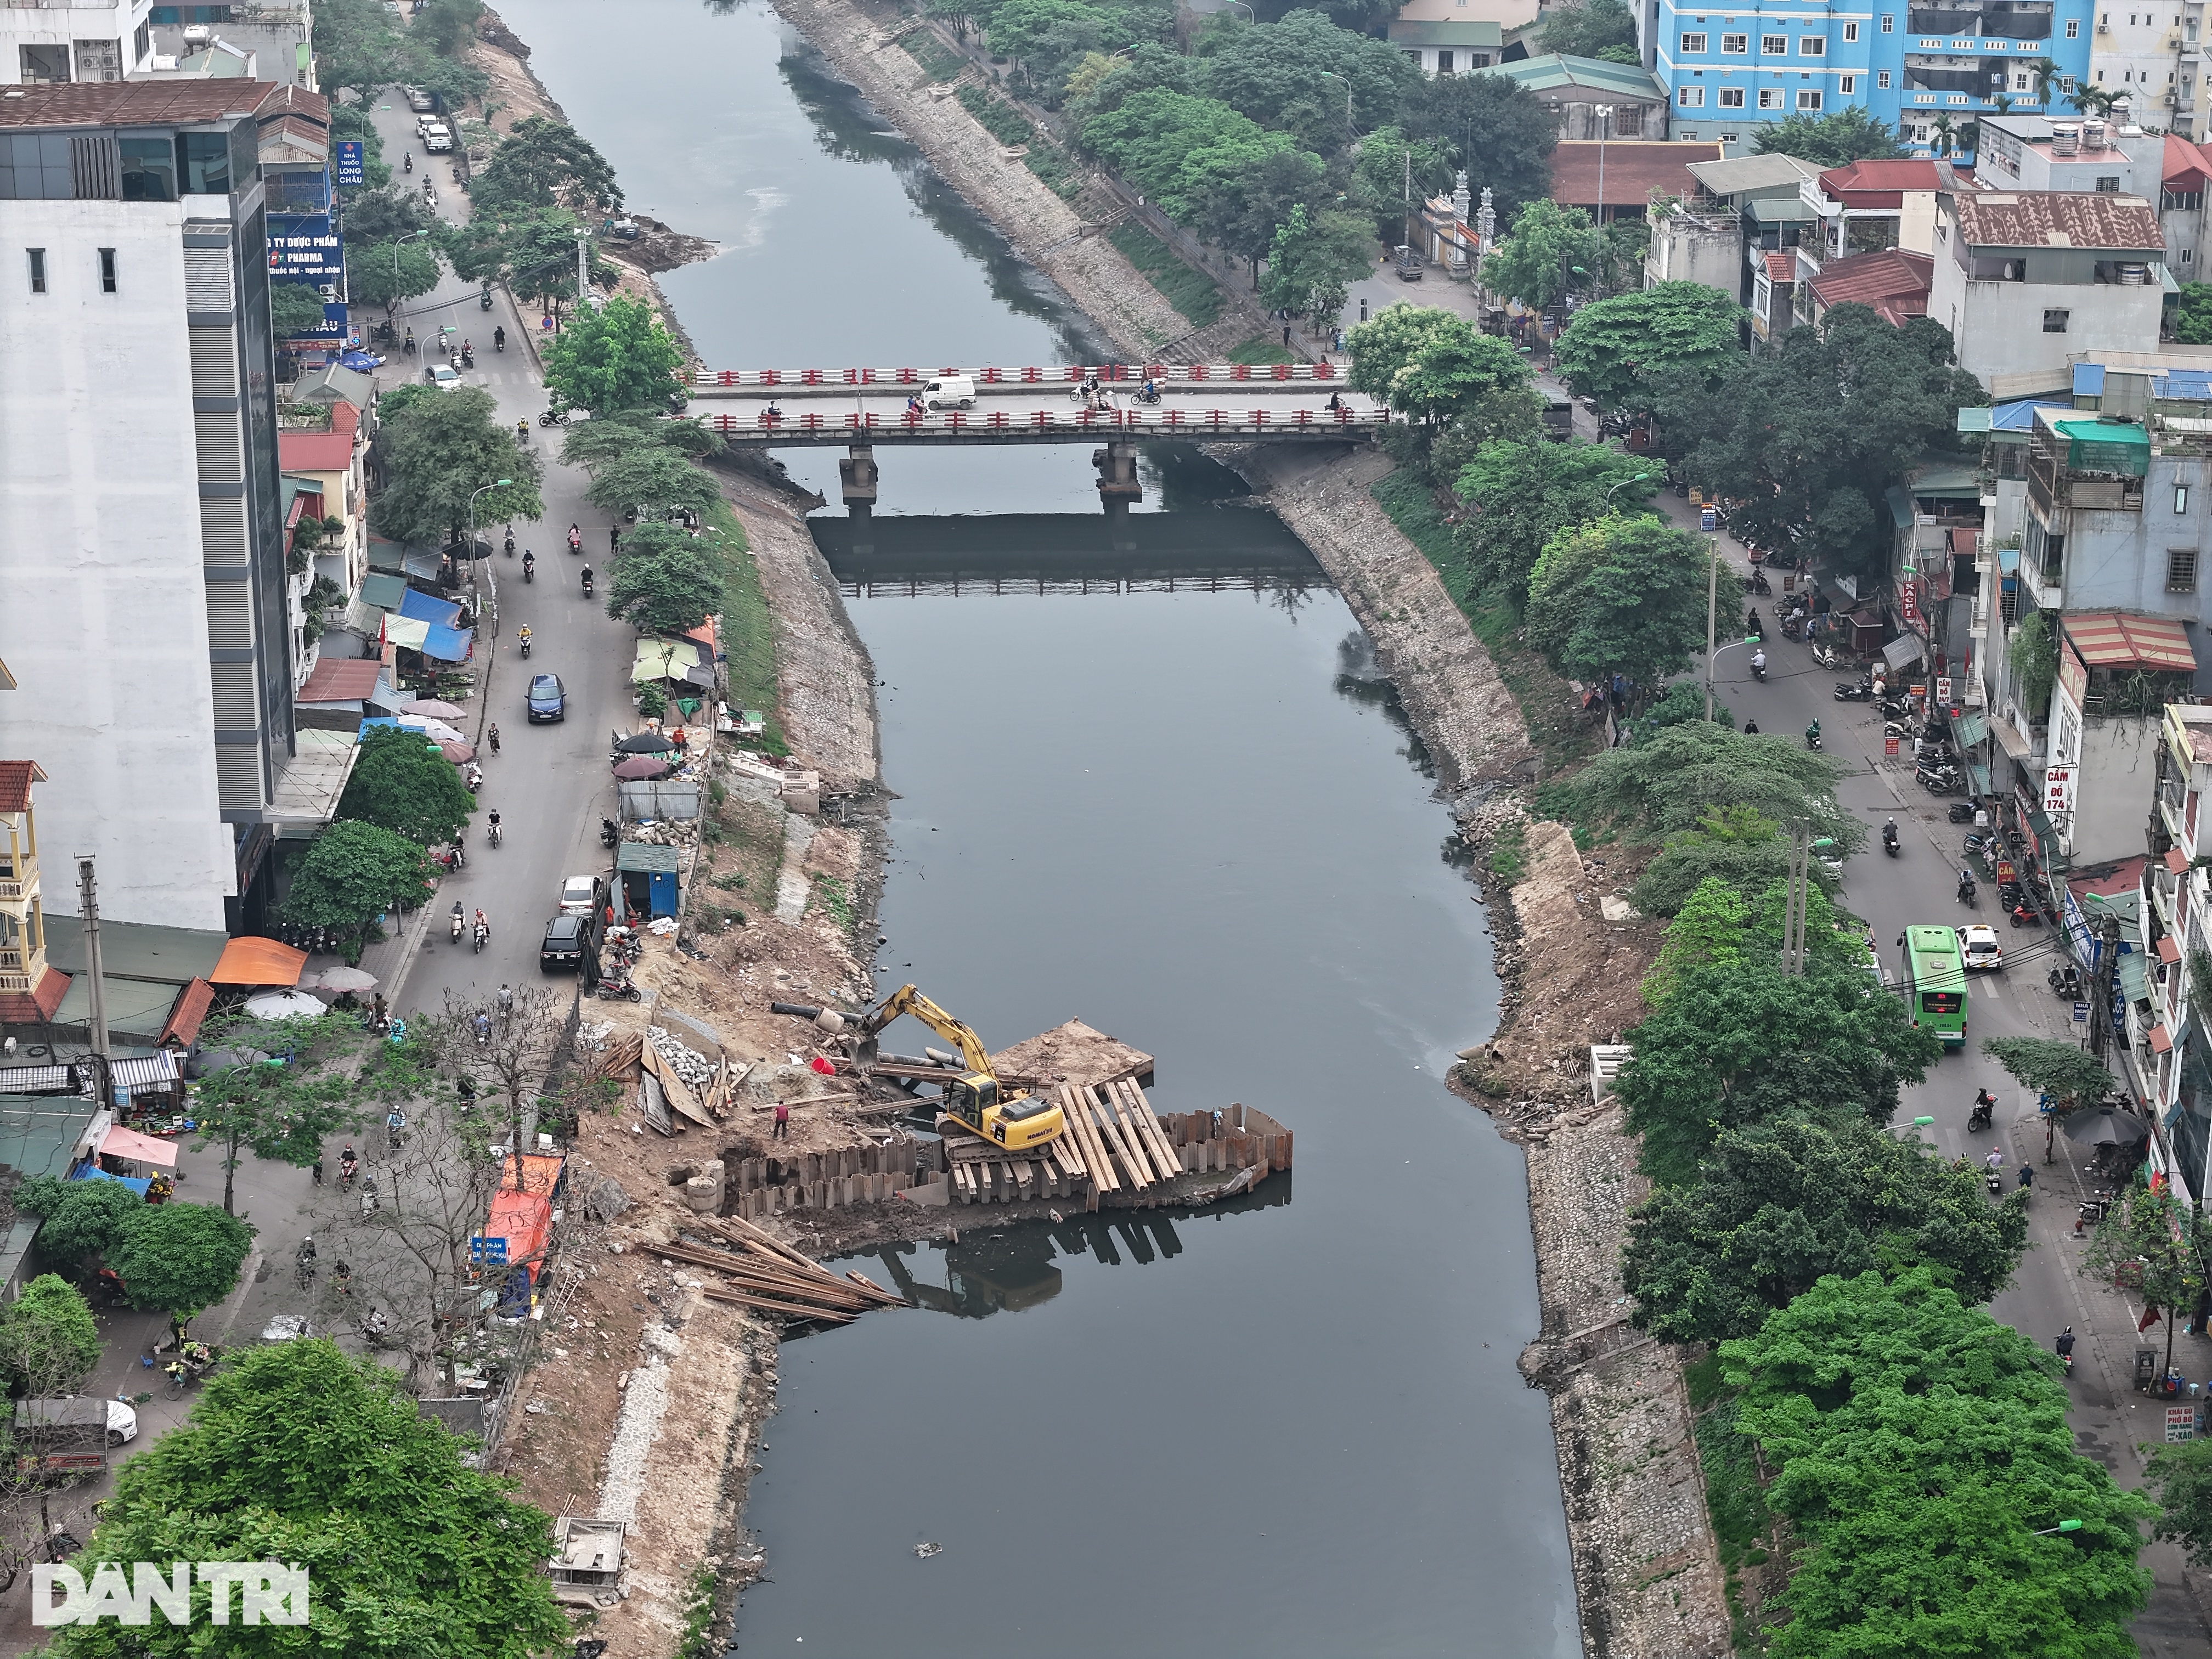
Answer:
0, 851, 35, 906
0, 940, 45, 996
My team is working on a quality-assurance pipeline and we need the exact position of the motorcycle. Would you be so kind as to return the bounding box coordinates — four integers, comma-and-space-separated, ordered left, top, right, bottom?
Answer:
2050, 965, 2083, 999
1969, 1101, 1994, 1132
567, 527, 583, 554
450, 910, 464, 945
601, 817, 620, 848
1135, 383, 1163, 405
461, 346, 474, 369
520, 635, 532, 657
1918, 768, 1962, 796
1834, 680, 1874, 702
488, 820, 503, 849
2009, 900, 2044, 928
582, 570, 595, 598
1750, 659, 1767, 682
404, 152, 413, 174
494, 328, 506, 352
1810, 641, 1840, 669
1745, 608, 1763, 640
479, 287, 494, 311
504, 533, 515, 558
596, 977, 643, 1002
1882, 823, 1900, 857
1959, 876, 1978, 909
1805, 729, 1822, 751
539, 406, 570, 428
473, 920, 489, 953
1985, 1169, 2005, 1198
522, 560, 534, 585
1750, 569, 1773, 596
1947, 801, 1979, 824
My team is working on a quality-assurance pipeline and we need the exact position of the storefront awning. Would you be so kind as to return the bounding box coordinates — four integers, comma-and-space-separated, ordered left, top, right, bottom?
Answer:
1989, 714, 2034, 760
99, 1125, 177, 1169
208, 936, 307, 988
1883, 634, 1926, 672
1954, 709, 1989, 748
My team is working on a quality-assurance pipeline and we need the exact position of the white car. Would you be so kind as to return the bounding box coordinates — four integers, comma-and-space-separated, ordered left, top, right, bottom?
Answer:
104, 1398, 138, 1444
259, 1314, 311, 1343
560, 874, 607, 917
424, 125, 453, 154
1958, 924, 2004, 972
426, 362, 462, 390
408, 88, 435, 112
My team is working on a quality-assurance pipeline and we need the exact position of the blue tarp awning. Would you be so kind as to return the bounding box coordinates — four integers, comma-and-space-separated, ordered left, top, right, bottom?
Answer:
69, 1164, 151, 1196
422, 624, 473, 662
398, 587, 461, 628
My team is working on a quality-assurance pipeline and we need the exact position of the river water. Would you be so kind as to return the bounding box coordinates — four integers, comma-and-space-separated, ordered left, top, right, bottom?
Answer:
501, 3, 1579, 1651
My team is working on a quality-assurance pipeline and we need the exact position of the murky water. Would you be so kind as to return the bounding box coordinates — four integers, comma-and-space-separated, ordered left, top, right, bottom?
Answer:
501, 3, 1578, 1651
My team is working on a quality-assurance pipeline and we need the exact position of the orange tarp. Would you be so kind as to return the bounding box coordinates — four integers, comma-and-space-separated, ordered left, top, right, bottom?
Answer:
208, 937, 307, 987
483, 1189, 551, 1274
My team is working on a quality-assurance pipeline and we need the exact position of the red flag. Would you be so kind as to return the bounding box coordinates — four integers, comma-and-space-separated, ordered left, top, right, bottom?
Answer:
2141, 1305, 2164, 1333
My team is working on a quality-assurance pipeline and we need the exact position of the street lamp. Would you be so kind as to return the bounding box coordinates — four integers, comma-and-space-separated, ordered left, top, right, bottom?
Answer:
1604, 472, 1653, 507
2033, 1520, 2085, 1537
1594, 104, 1614, 235
1882, 1116, 1938, 1136
1316, 70, 1356, 139
1223, 0, 1255, 19
391, 228, 431, 326
467, 478, 512, 613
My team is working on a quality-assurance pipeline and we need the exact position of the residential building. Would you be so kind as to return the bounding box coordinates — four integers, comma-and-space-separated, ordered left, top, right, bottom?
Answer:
1800, 245, 1936, 323
2159, 133, 2212, 275
1644, 151, 1820, 303
0, 0, 153, 86
2045, 608, 2198, 867
253, 82, 341, 345
1548, 138, 1722, 221
1396, 0, 1539, 29
2142, 702, 2212, 1203
0, 761, 66, 1028
1804, 157, 1968, 258
1387, 16, 1502, 74
2087, 2, 2190, 136
1929, 188, 2166, 397
147, 5, 314, 91
1652, 0, 2092, 151
0, 80, 301, 933
278, 397, 367, 685
1975, 112, 2161, 191
1475, 53, 1671, 137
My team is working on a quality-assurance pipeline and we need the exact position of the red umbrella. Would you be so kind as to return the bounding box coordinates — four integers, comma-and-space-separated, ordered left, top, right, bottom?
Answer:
612, 755, 673, 780
440, 741, 477, 764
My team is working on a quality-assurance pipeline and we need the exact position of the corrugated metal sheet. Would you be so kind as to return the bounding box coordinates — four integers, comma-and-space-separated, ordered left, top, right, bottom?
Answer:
2062, 611, 2196, 672
1955, 192, 2164, 251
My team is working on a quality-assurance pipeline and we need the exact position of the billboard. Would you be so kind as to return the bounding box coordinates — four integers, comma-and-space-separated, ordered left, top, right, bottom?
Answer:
334, 140, 364, 188
268, 211, 346, 341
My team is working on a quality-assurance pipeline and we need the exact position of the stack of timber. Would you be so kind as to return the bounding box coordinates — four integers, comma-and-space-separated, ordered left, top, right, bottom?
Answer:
946, 1083, 1293, 1211
667, 1213, 908, 1324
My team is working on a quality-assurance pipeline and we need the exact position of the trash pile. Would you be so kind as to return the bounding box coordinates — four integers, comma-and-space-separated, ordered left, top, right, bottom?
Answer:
647, 1025, 717, 1095
625, 819, 695, 849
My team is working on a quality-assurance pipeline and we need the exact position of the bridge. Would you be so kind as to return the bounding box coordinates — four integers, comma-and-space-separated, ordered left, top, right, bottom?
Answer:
685, 363, 1386, 514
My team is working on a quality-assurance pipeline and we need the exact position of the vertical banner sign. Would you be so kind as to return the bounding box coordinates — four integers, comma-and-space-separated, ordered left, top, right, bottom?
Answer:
2169, 1405, 2198, 1443
267, 212, 347, 340
2043, 765, 2077, 815
334, 140, 364, 188
1900, 573, 1924, 632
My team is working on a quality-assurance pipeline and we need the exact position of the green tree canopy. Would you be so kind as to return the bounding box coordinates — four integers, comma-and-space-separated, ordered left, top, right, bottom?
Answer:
0, 1274, 101, 1398
1631, 808, 1832, 917
605, 527, 727, 635
18, 1176, 144, 1272
313, 0, 405, 105
1554, 281, 1746, 413
1082, 89, 1301, 223
1361, 312, 1532, 429
1397, 73, 1557, 217
336, 726, 477, 846
580, 445, 720, 520
1349, 126, 1456, 244
408, 0, 481, 56
1643, 874, 1750, 1005
444, 206, 610, 306
284, 820, 439, 938
1719, 1269, 2154, 1658
1480, 197, 1600, 313
1554, 724, 1859, 846
341, 186, 435, 253
349, 235, 444, 310
45, 1341, 570, 1659
2084, 1185, 2210, 1379
108, 1202, 255, 1326
2176, 282, 2212, 345
1448, 436, 1656, 602
2147, 1436, 2212, 1567
1617, 956, 1940, 1183
1523, 511, 1734, 689
1193, 144, 1329, 276
268, 282, 329, 340
1262, 202, 1374, 323
543, 293, 685, 415
370, 384, 544, 546
1624, 1116, 2028, 1345
1751, 107, 1907, 167
469, 116, 623, 216
1539, 0, 1638, 57
1200, 8, 1418, 150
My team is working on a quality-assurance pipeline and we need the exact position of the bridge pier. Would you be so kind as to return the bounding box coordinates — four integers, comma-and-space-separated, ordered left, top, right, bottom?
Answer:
838, 444, 878, 519
1094, 439, 1141, 526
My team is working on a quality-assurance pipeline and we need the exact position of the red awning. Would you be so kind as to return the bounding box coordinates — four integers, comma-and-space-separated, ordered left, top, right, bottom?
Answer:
2063, 612, 2197, 674
157, 978, 215, 1048
208, 937, 307, 987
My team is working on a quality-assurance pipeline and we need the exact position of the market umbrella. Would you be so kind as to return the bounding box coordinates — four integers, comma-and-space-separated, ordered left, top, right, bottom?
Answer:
402, 698, 465, 719
439, 741, 477, 764
612, 755, 673, 780
303, 966, 377, 994
410, 719, 465, 746
2062, 1107, 2147, 1146
614, 732, 677, 754
243, 990, 328, 1021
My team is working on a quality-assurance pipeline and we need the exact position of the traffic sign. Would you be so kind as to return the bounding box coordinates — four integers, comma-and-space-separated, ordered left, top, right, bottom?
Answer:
470, 1235, 507, 1265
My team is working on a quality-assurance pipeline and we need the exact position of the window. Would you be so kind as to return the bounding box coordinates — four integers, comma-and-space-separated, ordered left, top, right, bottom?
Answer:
1882, 12, 1894, 27
177, 131, 230, 196
2062, 74, 2077, 90
1678, 127, 1700, 137
1720, 130, 1740, 140
1801, 33, 1825, 53
2044, 307, 2071, 331
97, 247, 114, 293
1798, 88, 1824, 108
1470, 50, 1492, 65
132, 19, 149, 64
1438, 48, 1454, 70
1681, 31, 1708, 50
1762, 32, 1788, 51
1844, 20, 1859, 38
1879, 69, 1893, 86
1840, 73, 1857, 91
1722, 31, 1748, 50
26, 249, 44, 294
2096, 174, 2121, 190
2067, 18, 2080, 35
2187, 247, 2197, 264
2170, 545, 2199, 591
2015, 71, 2031, 88
18, 44, 69, 83
1759, 86, 1786, 106
1719, 84, 1747, 104
2176, 485, 2193, 514
1680, 84, 1707, 104
119, 137, 174, 202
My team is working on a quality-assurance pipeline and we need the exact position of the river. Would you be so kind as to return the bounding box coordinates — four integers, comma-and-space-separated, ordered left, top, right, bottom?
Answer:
499, 3, 1579, 1651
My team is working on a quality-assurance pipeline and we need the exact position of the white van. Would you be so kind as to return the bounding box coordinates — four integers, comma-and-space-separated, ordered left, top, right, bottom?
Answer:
922, 375, 975, 411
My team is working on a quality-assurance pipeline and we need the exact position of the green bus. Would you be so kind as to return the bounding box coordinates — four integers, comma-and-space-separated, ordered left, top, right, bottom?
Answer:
1901, 924, 1969, 1049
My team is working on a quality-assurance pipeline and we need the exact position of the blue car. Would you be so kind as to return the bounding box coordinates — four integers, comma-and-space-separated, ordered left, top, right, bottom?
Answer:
527, 673, 566, 723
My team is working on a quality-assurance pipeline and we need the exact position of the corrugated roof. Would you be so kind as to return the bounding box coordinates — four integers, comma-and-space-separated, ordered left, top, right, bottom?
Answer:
615, 843, 682, 874
1806, 248, 1934, 324
1480, 51, 1663, 98
1550, 140, 1722, 209
0, 81, 273, 128
2164, 133, 2212, 188
1819, 159, 1959, 200
0, 761, 47, 814
277, 428, 351, 473
156, 979, 215, 1049
2062, 611, 2197, 673
298, 658, 382, 704
1763, 251, 1796, 282
1954, 192, 2163, 252
253, 82, 329, 127
1387, 18, 1502, 44
207, 936, 307, 988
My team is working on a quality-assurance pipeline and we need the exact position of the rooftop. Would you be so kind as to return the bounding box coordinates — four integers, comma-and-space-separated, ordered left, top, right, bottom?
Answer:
278, 424, 352, 474
1818, 158, 1970, 205
1806, 248, 1934, 325
0, 81, 274, 129
1549, 140, 1723, 210
1684, 151, 1820, 197
0, 761, 46, 815
1477, 51, 1664, 98
1386, 17, 1502, 44
1951, 191, 2163, 252
253, 82, 328, 128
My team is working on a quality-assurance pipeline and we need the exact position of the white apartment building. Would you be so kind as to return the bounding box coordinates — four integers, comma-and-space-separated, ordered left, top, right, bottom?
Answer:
0, 81, 297, 933
2089, 2, 2196, 136
0, 0, 153, 86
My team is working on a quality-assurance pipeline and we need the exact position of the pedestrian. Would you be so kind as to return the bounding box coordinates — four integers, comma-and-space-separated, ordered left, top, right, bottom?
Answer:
371, 992, 387, 1030
1912, 733, 1925, 760
610, 525, 620, 554
488, 723, 501, 755
312, 1158, 324, 1186
1281, 324, 1291, 349
2018, 1163, 2035, 1190
772, 1101, 789, 1141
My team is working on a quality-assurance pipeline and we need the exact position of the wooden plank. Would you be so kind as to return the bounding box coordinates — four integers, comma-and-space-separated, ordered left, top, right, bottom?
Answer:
697, 1285, 857, 1323
1102, 1083, 1158, 1184
1057, 1085, 1109, 1192
1078, 1086, 1119, 1192
1047, 1107, 1087, 1178
1115, 1080, 1178, 1179
1087, 1086, 1148, 1188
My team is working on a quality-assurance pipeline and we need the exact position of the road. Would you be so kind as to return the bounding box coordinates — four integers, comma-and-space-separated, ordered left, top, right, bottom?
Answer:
1666, 490, 2212, 1655
369, 99, 643, 1030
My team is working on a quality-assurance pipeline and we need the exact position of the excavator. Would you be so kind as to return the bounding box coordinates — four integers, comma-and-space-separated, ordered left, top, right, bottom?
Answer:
857, 984, 1066, 1152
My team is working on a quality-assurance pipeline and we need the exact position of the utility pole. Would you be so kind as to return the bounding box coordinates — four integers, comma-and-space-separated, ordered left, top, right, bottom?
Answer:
1780, 823, 1810, 975
75, 857, 111, 1110
1403, 146, 1413, 263
2089, 912, 2121, 1060
574, 230, 590, 315
1703, 538, 1719, 723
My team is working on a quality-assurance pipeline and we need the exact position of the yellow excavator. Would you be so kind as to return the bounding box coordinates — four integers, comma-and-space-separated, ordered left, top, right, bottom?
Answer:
857, 984, 1066, 1152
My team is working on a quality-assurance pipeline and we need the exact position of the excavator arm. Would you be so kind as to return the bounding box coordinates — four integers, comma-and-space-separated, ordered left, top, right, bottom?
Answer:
859, 984, 995, 1077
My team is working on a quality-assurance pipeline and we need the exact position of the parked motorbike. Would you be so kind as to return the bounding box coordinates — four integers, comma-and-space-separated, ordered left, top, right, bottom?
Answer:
1810, 641, 1840, 669
1918, 768, 1962, 796
2050, 964, 2083, 999
1947, 801, 1979, 824
1835, 680, 1874, 702
601, 817, 620, 848
596, 977, 643, 1002
2009, 900, 2044, 928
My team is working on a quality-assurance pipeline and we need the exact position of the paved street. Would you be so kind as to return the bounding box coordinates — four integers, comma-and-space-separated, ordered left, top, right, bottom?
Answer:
1666, 490, 2212, 1655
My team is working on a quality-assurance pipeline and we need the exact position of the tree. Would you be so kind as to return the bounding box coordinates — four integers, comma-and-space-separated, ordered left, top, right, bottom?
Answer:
1261, 202, 1373, 324
1370, 314, 1530, 426
1751, 108, 1906, 167
44, 1341, 570, 1659
1554, 281, 1745, 413
1555, 724, 1860, 847
284, 820, 440, 942
2028, 55, 2064, 105
349, 235, 444, 310
1928, 111, 1959, 157
2146, 1436, 2212, 1567
341, 185, 435, 252
1539, 0, 1637, 58
1632, 805, 1832, 918
370, 384, 544, 547
606, 529, 727, 635
468, 116, 622, 216
1624, 1116, 2027, 1345
543, 293, 684, 415
408, 0, 482, 57
1196, 145, 1328, 280
1642, 874, 1748, 1005
1982, 1035, 2113, 1162
107, 1202, 255, 1329
190, 1010, 417, 1214
16, 1176, 144, 1274
313, 0, 405, 106
1481, 197, 1600, 313
0, 1275, 101, 1398
416, 988, 577, 1203
400, 32, 489, 108
1523, 512, 1734, 688
1448, 435, 1656, 602
580, 445, 720, 520
337, 727, 477, 846
1398, 74, 1556, 217
1616, 956, 1940, 1183
2176, 282, 2212, 345
1199, 8, 1418, 151
268, 282, 329, 340
2084, 1185, 2210, 1383
445, 207, 608, 307
1081, 89, 1301, 224
1719, 1269, 2154, 1658
1349, 125, 1455, 244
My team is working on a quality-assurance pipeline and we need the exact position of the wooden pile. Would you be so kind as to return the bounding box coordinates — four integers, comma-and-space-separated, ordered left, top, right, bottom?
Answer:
662, 1212, 906, 1324
636, 1048, 754, 1133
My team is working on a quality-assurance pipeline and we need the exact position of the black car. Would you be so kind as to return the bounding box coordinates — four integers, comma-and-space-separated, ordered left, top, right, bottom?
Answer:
540, 912, 591, 973
527, 672, 565, 723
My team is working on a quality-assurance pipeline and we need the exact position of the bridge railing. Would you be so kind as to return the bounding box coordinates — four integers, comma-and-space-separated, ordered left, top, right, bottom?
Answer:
692, 362, 1343, 388
699, 407, 1386, 437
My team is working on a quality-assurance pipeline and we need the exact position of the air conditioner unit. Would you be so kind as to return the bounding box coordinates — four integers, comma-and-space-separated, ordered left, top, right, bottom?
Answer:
2097, 19, 2111, 30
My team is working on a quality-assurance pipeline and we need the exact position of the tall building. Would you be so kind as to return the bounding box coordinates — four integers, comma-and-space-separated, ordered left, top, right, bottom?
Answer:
2086, 2, 2194, 138
0, 0, 154, 87
1654, 0, 2093, 153
0, 81, 296, 933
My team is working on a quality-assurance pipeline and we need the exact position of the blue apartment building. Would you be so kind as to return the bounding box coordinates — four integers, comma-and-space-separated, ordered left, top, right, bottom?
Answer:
1654, 0, 2093, 155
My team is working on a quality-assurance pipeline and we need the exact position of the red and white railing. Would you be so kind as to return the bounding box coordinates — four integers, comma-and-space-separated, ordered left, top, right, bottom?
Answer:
692, 361, 1342, 389
698, 405, 1382, 437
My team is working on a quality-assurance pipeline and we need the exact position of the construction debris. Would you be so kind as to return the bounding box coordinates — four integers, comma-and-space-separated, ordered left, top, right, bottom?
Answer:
988, 1018, 1152, 1091
663, 1212, 909, 1324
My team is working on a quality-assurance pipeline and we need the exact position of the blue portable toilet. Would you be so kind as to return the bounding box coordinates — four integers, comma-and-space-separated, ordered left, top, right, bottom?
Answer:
615, 842, 681, 919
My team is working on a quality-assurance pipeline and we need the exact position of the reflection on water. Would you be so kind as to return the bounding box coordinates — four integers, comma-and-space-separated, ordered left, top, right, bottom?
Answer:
812, 507, 1324, 592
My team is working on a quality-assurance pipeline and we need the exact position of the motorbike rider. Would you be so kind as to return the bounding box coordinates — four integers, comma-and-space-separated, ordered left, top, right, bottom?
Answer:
1741, 719, 1759, 735
568, 523, 582, 552
1883, 817, 1900, 849
1959, 865, 1977, 899
450, 898, 465, 937
522, 549, 535, 581
494, 324, 506, 350
473, 907, 489, 941
517, 622, 533, 651
580, 563, 594, 594
516, 417, 530, 443
473, 1010, 492, 1043
487, 807, 502, 844
2057, 1326, 2076, 1361
404, 151, 413, 173
1750, 647, 1767, 678
1805, 718, 1820, 747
